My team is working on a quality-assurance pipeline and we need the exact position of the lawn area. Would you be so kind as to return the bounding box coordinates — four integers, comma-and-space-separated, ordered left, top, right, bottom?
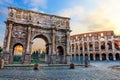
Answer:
13, 60, 45, 64
31, 60, 45, 64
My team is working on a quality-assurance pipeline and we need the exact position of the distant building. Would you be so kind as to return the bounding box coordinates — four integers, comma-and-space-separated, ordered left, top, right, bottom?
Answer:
70, 31, 120, 62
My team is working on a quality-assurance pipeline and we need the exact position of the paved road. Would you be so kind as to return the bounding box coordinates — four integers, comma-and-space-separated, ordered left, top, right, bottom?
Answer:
0, 61, 120, 80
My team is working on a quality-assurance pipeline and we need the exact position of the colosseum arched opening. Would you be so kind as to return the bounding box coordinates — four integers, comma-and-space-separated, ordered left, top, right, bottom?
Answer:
115, 53, 120, 60
109, 53, 113, 60
80, 54, 83, 63
76, 54, 79, 63
90, 53, 94, 60
95, 53, 100, 61
102, 53, 106, 60
85, 54, 88, 60
71, 54, 74, 62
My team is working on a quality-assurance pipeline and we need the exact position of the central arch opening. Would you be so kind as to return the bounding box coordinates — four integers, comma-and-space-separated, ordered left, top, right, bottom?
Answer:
31, 35, 48, 64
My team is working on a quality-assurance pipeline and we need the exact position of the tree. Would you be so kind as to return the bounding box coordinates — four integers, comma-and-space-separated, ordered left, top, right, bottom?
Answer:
31, 51, 36, 59
0, 47, 3, 57
31, 51, 39, 59
0, 47, 3, 53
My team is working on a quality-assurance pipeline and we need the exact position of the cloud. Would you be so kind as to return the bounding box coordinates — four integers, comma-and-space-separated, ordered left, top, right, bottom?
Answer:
0, 23, 5, 47
0, 0, 13, 5
70, 6, 118, 35
31, 8, 45, 13
0, 41, 3, 47
58, 6, 84, 35
0, 0, 13, 17
24, 0, 47, 9
80, 7, 116, 31
57, 0, 120, 35
58, 6, 84, 17
0, 7, 8, 17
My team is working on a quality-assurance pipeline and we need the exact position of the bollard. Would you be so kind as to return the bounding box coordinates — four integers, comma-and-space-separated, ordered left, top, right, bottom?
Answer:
70, 63, 75, 69
0, 59, 4, 69
34, 64, 40, 70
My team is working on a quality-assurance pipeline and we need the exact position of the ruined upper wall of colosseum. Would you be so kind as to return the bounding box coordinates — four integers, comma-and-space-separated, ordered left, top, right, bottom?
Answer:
70, 31, 115, 40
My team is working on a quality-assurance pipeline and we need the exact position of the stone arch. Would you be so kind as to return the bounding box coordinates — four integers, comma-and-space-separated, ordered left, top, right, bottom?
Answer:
89, 42, 93, 51
102, 53, 106, 60
80, 54, 83, 56
115, 53, 120, 60
31, 33, 50, 56
95, 42, 99, 51
71, 44, 74, 52
101, 41, 105, 50
76, 54, 79, 56
76, 43, 78, 51
12, 43, 24, 63
95, 53, 100, 61
114, 40, 120, 50
72, 54, 74, 56
57, 46, 64, 55
12, 42, 24, 52
76, 54, 79, 62
80, 54, 83, 64
90, 53, 93, 60
56, 44, 65, 54
79, 43, 82, 51
107, 41, 112, 50
85, 54, 88, 60
84, 42, 87, 51
71, 54, 74, 62
31, 33, 51, 44
109, 53, 113, 60
57, 46, 64, 64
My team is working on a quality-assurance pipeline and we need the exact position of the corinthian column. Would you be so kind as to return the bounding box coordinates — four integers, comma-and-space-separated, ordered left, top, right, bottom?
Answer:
24, 26, 31, 64
52, 29, 55, 55
66, 32, 70, 55
65, 31, 71, 64
51, 28, 56, 64
6, 23, 13, 51
5, 23, 13, 64
26, 27, 31, 53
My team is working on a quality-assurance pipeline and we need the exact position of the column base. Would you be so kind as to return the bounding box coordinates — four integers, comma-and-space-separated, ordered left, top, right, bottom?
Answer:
51, 54, 56, 64
23, 54, 31, 64
65, 55, 71, 64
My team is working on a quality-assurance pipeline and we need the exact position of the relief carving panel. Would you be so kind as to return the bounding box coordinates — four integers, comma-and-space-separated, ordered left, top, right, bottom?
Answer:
8, 7, 70, 28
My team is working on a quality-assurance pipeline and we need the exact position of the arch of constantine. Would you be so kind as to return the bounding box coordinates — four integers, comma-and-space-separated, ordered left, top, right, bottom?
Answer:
3, 7, 71, 64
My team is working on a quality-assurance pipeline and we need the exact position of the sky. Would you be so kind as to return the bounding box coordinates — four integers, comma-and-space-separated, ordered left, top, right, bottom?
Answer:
0, 0, 120, 47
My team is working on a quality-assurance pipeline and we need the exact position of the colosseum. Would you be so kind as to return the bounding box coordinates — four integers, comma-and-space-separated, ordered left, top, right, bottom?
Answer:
70, 31, 120, 63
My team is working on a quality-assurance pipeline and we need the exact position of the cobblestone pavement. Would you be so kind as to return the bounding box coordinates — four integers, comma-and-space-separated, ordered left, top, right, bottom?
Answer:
0, 61, 120, 80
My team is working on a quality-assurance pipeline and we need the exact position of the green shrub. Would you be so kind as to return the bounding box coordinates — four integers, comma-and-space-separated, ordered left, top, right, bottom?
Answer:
0, 47, 3, 53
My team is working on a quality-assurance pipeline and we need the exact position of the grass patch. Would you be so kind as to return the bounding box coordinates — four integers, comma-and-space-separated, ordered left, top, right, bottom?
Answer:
13, 61, 21, 64
12, 60, 45, 64
31, 60, 45, 64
